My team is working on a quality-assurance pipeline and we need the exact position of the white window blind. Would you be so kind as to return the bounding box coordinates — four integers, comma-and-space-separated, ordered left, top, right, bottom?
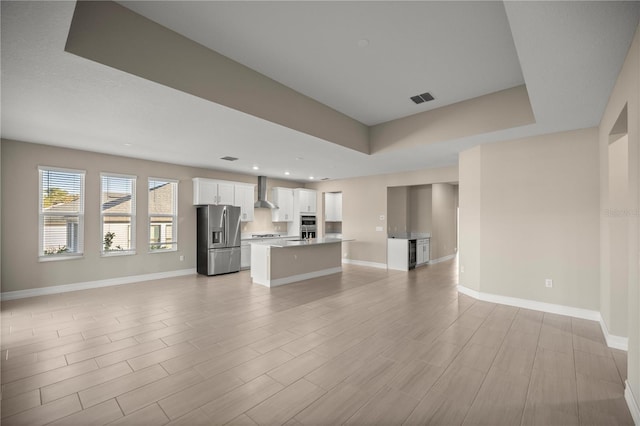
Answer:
101, 173, 136, 254
148, 178, 178, 251
39, 167, 85, 258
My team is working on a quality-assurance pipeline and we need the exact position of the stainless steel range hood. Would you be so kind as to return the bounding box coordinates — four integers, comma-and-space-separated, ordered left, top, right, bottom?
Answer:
254, 176, 278, 209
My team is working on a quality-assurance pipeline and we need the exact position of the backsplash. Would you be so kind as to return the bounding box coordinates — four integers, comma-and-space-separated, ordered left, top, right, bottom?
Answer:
241, 208, 289, 234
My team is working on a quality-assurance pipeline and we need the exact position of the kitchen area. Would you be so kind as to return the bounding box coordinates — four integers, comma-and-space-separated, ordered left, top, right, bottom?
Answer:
193, 174, 457, 279
194, 175, 348, 286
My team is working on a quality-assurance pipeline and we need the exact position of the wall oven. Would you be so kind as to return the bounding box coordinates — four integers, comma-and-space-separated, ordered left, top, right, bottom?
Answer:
300, 215, 317, 239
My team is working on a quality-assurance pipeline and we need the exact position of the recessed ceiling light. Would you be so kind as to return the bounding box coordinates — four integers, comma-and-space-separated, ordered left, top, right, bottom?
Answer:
309, 176, 315, 180
252, 165, 259, 170
357, 39, 369, 48
220, 156, 239, 161
123, 143, 132, 147
284, 171, 290, 176
295, 157, 304, 161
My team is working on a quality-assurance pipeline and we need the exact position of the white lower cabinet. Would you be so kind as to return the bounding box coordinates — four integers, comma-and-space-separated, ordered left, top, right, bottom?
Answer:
417, 239, 430, 266
241, 242, 251, 270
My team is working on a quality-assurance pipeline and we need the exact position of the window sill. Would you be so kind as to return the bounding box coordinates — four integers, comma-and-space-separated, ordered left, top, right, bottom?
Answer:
148, 247, 178, 254
101, 251, 136, 257
39, 254, 84, 263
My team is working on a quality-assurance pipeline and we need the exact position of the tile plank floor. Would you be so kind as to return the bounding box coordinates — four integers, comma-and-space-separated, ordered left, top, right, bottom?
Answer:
1, 259, 633, 425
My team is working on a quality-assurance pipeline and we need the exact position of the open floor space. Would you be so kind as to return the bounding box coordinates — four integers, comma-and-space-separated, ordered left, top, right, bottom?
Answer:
0, 260, 632, 425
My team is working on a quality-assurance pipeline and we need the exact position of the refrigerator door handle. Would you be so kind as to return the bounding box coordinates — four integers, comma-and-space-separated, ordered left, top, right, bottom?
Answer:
224, 208, 229, 246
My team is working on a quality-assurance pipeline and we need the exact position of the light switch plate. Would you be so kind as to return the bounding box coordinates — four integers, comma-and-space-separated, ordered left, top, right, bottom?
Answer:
376, 226, 383, 232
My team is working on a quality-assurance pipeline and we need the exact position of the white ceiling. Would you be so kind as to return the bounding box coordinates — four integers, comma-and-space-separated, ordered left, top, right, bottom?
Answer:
1, 1, 639, 182
118, 1, 525, 126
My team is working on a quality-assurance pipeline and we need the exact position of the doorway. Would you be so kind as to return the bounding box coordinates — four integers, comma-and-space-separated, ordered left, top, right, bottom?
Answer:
606, 104, 629, 341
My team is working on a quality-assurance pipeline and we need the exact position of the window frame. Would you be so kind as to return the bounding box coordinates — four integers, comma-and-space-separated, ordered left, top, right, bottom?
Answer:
38, 166, 86, 261
148, 177, 178, 253
100, 172, 137, 256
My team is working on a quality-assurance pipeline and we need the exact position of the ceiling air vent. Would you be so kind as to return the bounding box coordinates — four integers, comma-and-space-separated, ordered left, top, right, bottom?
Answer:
220, 156, 238, 161
410, 92, 435, 105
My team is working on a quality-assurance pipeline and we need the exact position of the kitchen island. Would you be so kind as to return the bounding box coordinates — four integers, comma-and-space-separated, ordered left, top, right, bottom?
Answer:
250, 237, 349, 287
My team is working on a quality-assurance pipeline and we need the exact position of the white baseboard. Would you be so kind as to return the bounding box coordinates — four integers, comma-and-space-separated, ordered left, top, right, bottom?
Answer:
457, 284, 629, 351
599, 317, 629, 351
253, 267, 342, 288
1, 268, 197, 301
457, 284, 601, 321
429, 254, 457, 264
342, 258, 387, 269
626, 381, 640, 426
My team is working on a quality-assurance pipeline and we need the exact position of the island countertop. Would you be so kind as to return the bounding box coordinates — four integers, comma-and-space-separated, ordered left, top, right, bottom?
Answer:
248, 237, 352, 248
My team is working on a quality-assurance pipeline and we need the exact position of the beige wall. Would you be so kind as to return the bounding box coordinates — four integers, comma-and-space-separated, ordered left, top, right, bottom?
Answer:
599, 23, 640, 405
0, 139, 300, 293
370, 85, 535, 154
459, 128, 601, 311
408, 185, 432, 234
459, 146, 482, 291
387, 186, 409, 234
65, 1, 369, 155
607, 135, 630, 336
308, 166, 458, 266
431, 183, 457, 260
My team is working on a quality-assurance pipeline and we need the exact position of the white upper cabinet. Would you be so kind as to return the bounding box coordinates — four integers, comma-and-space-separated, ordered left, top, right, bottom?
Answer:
217, 182, 235, 205
193, 178, 244, 210
272, 187, 294, 222
295, 189, 317, 214
234, 184, 255, 222
194, 178, 220, 205
325, 192, 342, 221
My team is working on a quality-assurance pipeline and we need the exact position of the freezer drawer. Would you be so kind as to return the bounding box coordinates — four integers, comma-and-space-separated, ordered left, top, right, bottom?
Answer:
208, 247, 241, 275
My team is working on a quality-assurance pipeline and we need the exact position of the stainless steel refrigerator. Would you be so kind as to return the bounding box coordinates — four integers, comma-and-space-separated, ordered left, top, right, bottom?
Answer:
197, 205, 241, 276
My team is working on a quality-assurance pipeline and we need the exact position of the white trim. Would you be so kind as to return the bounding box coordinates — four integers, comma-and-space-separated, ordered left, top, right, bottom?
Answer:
626, 381, 640, 426
457, 284, 601, 321
100, 171, 137, 180
100, 173, 136, 254
1, 269, 196, 301
38, 165, 86, 175
457, 284, 629, 351
148, 178, 179, 253
342, 258, 387, 269
429, 254, 457, 264
458, 284, 629, 351
38, 254, 84, 263
253, 266, 342, 287
599, 317, 629, 351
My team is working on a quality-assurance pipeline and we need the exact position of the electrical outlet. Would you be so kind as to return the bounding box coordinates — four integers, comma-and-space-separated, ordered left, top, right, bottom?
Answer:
545, 279, 553, 288
179, 255, 184, 261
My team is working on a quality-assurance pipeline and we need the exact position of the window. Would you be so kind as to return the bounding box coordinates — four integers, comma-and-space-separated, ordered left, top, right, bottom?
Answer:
150, 225, 161, 243
39, 167, 85, 259
101, 173, 136, 255
148, 178, 178, 251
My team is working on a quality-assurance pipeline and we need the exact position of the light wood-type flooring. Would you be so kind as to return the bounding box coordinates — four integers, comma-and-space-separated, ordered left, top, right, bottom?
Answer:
1, 259, 633, 425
